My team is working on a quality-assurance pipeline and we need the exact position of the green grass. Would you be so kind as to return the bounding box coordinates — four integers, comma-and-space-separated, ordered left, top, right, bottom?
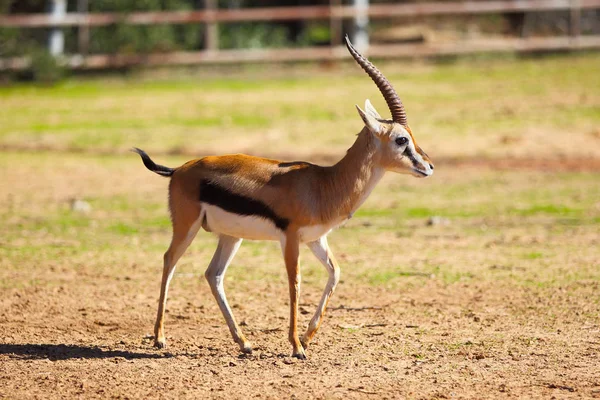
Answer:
108, 222, 140, 235
523, 252, 544, 260
1, 53, 599, 159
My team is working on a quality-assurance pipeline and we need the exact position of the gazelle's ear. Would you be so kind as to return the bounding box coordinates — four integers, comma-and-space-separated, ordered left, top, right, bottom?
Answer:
364, 99, 381, 119
356, 105, 385, 135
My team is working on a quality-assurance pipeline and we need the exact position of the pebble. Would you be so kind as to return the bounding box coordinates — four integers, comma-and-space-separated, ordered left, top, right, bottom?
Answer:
71, 199, 92, 214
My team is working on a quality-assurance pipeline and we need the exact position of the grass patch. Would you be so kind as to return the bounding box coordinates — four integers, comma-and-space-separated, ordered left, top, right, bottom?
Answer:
365, 270, 400, 286
523, 252, 544, 260
108, 222, 139, 235
1, 53, 599, 160
512, 204, 582, 217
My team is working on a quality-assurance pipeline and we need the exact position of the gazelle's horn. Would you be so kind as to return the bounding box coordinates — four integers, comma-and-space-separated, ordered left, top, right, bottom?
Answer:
345, 35, 408, 126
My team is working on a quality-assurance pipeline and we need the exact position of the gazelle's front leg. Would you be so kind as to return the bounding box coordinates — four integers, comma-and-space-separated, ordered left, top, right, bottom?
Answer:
302, 236, 340, 349
204, 235, 252, 354
281, 232, 306, 359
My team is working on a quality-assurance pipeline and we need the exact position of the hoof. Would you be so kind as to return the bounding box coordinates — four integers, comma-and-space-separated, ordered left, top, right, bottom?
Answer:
240, 343, 253, 354
154, 339, 166, 349
292, 352, 307, 360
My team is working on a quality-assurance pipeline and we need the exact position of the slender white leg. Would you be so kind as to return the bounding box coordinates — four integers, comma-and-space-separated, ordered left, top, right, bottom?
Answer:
302, 235, 340, 348
204, 235, 251, 353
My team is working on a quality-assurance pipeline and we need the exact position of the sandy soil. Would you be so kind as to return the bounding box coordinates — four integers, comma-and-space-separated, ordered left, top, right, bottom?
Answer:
1, 274, 599, 399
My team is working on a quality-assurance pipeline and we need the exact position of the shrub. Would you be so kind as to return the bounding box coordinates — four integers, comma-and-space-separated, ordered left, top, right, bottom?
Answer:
30, 48, 63, 83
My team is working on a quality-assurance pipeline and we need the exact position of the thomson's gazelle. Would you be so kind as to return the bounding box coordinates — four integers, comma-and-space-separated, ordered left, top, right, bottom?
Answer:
134, 36, 433, 359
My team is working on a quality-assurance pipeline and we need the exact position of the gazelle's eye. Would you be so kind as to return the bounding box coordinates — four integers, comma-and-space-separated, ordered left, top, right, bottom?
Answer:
395, 137, 408, 146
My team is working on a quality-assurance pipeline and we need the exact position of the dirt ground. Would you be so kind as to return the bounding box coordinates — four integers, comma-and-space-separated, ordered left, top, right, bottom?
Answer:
1, 153, 599, 399
0, 258, 598, 399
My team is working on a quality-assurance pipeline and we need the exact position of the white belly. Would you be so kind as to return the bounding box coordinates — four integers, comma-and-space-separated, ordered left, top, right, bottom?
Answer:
201, 203, 346, 242
298, 224, 334, 243
202, 203, 282, 241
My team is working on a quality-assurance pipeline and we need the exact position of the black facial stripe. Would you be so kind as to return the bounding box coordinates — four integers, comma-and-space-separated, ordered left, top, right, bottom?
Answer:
404, 148, 420, 167
199, 180, 290, 231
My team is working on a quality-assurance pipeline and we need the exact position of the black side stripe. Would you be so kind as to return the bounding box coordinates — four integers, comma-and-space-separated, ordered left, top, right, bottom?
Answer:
199, 180, 290, 231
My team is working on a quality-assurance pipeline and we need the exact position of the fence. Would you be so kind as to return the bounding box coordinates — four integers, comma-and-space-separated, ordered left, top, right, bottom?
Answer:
1, 0, 600, 70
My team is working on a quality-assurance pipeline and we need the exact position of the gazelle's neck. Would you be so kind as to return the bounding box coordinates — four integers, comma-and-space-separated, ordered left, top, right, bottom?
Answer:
319, 128, 385, 222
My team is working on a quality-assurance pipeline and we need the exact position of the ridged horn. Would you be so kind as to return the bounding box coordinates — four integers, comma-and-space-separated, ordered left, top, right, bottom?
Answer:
345, 35, 407, 126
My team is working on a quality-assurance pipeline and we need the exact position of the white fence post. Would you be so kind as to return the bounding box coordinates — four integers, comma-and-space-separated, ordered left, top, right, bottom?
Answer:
49, 0, 66, 56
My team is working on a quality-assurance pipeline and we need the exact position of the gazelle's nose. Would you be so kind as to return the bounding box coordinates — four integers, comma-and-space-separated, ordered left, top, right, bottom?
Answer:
429, 163, 434, 170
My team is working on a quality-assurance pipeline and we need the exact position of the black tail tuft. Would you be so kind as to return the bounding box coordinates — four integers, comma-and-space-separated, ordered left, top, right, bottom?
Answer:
131, 148, 175, 177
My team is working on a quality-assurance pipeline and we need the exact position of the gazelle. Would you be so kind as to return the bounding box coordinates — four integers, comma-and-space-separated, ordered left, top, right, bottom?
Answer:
134, 36, 433, 359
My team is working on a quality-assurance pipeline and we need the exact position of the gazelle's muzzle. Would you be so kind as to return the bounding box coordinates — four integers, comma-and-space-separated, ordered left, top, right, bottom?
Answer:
404, 147, 433, 177
412, 163, 433, 177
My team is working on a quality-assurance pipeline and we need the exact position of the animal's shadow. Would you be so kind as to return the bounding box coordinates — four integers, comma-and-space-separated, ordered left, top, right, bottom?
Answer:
0, 343, 166, 361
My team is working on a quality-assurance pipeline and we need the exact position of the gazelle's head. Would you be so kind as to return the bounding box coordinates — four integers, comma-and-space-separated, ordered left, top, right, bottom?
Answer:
346, 36, 434, 178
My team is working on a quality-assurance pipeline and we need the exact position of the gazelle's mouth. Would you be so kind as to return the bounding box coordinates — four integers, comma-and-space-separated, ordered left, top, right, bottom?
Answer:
412, 168, 431, 177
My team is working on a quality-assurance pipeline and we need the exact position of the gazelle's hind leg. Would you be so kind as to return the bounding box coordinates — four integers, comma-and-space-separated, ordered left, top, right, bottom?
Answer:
281, 232, 306, 359
204, 235, 251, 354
302, 236, 340, 349
154, 198, 202, 349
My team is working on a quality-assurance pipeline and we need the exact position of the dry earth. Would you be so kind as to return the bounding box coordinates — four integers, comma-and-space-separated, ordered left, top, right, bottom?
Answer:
1, 272, 599, 399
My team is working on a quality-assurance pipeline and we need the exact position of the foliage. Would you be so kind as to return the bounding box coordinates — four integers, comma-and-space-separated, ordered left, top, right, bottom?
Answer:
297, 22, 331, 46
219, 23, 290, 50
0, 0, 335, 58
87, 0, 202, 54
0, 27, 22, 57
26, 47, 64, 83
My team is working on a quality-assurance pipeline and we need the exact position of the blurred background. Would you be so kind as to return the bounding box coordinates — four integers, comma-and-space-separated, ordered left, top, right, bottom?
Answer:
1, 0, 600, 76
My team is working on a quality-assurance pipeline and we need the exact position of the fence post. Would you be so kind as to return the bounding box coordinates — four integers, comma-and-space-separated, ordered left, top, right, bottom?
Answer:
205, 0, 219, 51
330, 0, 342, 48
78, 0, 89, 55
48, 0, 66, 56
570, 0, 581, 42
353, 0, 369, 50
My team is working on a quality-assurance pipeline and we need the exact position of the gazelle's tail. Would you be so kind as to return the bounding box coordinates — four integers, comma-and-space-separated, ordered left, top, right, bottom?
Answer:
132, 148, 175, 177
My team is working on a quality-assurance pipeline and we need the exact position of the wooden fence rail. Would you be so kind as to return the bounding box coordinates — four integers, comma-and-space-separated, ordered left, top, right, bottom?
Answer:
1, 0, 600, 70
2, 0, 600, 27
